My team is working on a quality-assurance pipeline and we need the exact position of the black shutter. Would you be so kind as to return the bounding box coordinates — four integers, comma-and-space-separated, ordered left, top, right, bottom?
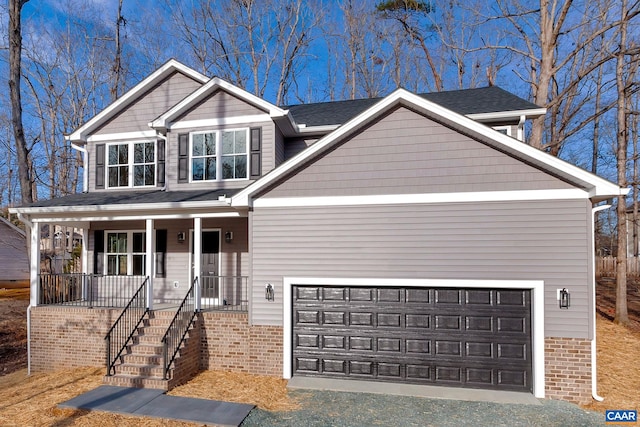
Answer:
155, 229, 167, 278
157, 139, 165, 186
178, 133, 189, 183
93, 230, 104, 274
96, 144, 105, 189
250, 127, 261, 179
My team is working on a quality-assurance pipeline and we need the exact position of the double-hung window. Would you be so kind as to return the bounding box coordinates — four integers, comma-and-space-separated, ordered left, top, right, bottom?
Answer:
190, 129, 248, 182
107, 142, 156, 188
106, 231, 146, 275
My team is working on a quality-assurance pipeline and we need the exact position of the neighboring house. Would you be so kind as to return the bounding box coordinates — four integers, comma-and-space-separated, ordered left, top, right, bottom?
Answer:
10, 59, 626, 404
0, 217, 29, 287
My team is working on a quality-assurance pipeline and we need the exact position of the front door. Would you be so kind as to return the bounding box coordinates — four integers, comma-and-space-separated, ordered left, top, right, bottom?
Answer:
192, 230, 220, 304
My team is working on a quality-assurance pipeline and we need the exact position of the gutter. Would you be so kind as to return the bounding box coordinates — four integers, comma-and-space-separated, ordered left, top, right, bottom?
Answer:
591, 203, 611, 402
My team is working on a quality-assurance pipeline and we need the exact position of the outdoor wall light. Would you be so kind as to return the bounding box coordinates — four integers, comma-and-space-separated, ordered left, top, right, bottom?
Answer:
265, 283, 274, 301
559, 288, 570, 309
177, 231, 186, 243
225, 231, 233, 243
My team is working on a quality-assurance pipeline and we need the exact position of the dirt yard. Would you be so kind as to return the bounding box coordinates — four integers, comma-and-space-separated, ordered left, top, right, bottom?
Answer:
0, 284, 637, 426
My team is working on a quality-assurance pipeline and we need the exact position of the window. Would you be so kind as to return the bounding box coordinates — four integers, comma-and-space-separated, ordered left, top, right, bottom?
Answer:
106, 231, 145, 275
191, 132, 216, 181
190, 129, 248, 182
493, 126, 512, 137
107, 142, 156, 188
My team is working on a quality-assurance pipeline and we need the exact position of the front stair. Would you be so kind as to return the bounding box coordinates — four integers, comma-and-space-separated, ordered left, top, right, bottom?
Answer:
103, 310, 200, 391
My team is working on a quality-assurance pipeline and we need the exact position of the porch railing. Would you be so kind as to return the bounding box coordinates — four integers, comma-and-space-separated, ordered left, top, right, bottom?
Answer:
200, 276, 248, 312
162, 277, 198, 380
38, 273, 147, 308
105, 277, 149, 376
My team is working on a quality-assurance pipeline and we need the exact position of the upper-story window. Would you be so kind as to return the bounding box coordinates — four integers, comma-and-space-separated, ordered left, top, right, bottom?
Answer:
107, 141, 156, 188
190, 129, 248, 182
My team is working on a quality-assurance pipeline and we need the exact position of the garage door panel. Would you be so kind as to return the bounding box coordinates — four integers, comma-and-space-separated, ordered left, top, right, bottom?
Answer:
293, 285, 532, 392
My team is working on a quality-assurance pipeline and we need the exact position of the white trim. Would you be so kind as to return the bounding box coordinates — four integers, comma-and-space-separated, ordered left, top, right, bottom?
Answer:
151, 77, 287, 130
282, 277, 545, 399
467, 108, 547, 121
164, 114, 271, 131
28, 211, 245, 223
296, 124, 340, 134
14, 200, 232, 215
232, 89, 624, 207
254, 189, 589, 208
87, 130, 159, 142
68, 59, 208, 142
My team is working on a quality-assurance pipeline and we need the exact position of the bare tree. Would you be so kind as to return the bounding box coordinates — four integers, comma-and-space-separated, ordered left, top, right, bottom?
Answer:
8, 0, 32, 205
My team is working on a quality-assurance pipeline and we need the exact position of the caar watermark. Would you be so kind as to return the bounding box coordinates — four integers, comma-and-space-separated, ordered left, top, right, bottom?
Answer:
606, 410, 637, 423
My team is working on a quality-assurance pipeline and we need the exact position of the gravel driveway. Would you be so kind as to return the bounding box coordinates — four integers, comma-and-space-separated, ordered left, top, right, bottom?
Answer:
241, 389, 604, 427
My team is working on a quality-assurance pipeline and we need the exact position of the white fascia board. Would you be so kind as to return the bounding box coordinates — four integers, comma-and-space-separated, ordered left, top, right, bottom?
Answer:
253, 188, 590, 208
86, 130, 158, 142
297, 124, 340, 134
166, 114, 272, 131
467, 108, 547, 121
30, 211, 246, 223
68, 60, 208, 142
12, 200, 233, 216
151, 77, 288, 130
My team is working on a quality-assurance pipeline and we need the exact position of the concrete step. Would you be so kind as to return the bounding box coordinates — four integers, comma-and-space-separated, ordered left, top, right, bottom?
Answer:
103, 373, 169, 390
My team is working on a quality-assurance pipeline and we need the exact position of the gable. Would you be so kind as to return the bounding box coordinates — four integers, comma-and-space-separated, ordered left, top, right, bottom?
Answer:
93, 71, 204, 136
174, 89, 267, 123
261, 107, 575, 199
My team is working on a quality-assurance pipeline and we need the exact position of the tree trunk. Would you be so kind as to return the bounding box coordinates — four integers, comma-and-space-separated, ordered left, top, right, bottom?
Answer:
8, 0, 32, 205
615, 0, 629, 326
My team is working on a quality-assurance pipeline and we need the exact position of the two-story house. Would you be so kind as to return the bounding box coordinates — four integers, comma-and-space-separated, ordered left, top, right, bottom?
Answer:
11, 59, 625, 404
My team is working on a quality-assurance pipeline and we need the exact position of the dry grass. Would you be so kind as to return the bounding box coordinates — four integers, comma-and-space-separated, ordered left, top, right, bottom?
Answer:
0, 368, 196, 426
0, 367, 300, 426
584, 315, 640, 413
169, 370, 300, 411
0, 288, 30, 300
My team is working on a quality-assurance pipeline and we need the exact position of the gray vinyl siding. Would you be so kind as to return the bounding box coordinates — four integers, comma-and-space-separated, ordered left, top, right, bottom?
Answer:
265, 107, 574, 198
0, 221, 28, 282
165, 121, 276, 191
274, 128, 285, 166
250, 199, 593, 340
283, 137, 319, 161
93, 72, 203, 135
89, 218, 248, 303
175, 89, 265, 121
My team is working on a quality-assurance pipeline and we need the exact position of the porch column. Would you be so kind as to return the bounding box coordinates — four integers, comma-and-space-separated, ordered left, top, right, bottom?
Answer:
29, 222, 41, 307
194, 217, 202, 311
146, 219, 154, 310
82, 228, 89, 301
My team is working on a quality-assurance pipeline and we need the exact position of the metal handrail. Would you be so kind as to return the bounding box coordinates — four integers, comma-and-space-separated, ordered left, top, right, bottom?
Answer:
104, 277, 149, 376
161, 277, 198, 380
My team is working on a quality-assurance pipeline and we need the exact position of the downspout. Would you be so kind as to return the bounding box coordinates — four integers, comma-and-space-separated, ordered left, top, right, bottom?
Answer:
591, 203, 611, 402
517, 114, 526, 141
70, 141, 88, 193
17, 213, 33, 376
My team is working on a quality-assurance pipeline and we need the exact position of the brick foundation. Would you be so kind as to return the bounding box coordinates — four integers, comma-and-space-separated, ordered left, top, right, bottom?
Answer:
545, 337, 592, 405
199, 311, 282, 376
30, 308, 593, 404
30, 306, 116, 372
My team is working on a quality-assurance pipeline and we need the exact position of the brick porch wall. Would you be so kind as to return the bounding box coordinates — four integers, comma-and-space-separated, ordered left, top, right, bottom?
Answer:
545, 337, 592, 405
29, 306, 117, 372
199, 311, 282, 376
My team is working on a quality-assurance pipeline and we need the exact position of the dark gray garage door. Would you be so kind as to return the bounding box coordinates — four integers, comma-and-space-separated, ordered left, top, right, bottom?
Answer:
292, 286, 532, 392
